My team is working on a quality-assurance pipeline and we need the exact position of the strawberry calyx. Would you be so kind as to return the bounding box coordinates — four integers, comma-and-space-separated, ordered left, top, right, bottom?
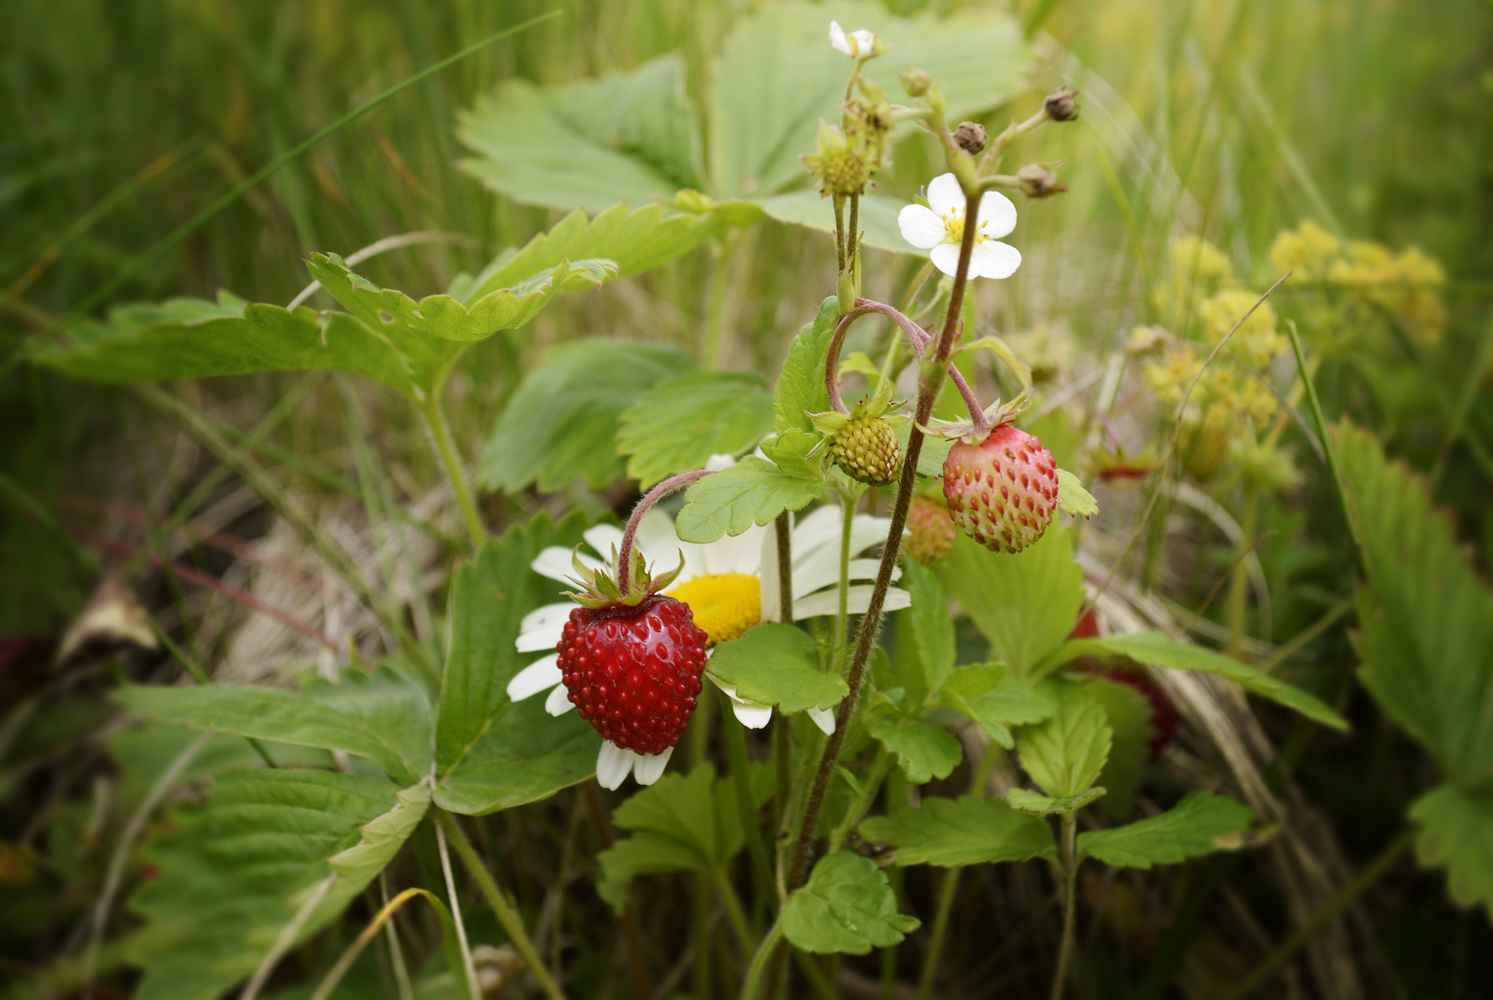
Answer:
561, 545, 686, 610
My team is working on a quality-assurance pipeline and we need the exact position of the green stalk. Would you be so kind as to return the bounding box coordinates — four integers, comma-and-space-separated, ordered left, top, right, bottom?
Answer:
1226, 484, 1259, 656
437, 810, 565, 1000
712, 868, 757, 958
827, 747, 891, 854
701, 231, 740, 371
834, 490, 855, 671
739, 920, 785, 1000
422, 387, 486, 549
1284, 321, 1365, 573
1048, 813, 1080, 1000
722, 699, 777, 904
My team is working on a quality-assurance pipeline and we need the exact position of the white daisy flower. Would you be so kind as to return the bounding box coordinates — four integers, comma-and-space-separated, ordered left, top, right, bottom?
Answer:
829, 20, 880, 59
507, 489, 910, 790
897, 172, 1022, 280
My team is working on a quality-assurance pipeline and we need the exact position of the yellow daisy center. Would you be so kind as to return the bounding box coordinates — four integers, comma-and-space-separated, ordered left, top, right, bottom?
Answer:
667, 573, 762, 646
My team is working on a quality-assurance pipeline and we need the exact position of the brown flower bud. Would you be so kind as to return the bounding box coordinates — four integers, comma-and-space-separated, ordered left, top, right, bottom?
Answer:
1017, 163, 1068, 199
953, 122, 988, 155
900, 67, 931, 98
1044, 87, 1080, 122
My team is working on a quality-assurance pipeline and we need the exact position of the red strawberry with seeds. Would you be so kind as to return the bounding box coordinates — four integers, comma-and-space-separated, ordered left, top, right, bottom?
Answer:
943, 423, 1059, 554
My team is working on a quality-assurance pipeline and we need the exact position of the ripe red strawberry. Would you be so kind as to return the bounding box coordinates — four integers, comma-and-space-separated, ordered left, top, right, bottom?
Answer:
906, 496, 956, 565
942, 423, 1059, 554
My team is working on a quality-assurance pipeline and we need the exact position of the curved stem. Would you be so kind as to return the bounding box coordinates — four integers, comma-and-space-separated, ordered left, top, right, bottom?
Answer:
917, 868, 961, 1000
422, 390, 486, 549
617, 469, 713, 597
740, 920, 785, 1000
1048, 813, 1079, 1000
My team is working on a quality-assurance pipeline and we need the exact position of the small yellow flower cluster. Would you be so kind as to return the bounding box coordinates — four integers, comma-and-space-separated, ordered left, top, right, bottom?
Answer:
802, 76, 894, 199
1198, 289, 1286, 367
1152, 235, 1237, 330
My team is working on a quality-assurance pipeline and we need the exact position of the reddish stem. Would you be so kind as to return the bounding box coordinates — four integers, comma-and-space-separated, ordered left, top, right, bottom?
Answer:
617, 469, 713, 597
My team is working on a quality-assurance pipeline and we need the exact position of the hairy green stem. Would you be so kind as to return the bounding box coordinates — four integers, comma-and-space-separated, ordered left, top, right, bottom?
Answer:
739, 920, 785, 1000
1049, 813, 1079, 1000
422, 390, 486, 549
1226, 484, 1259, 655
702, 232, 739, 371
438, 810, 566, 1000
774, 511, 794, 622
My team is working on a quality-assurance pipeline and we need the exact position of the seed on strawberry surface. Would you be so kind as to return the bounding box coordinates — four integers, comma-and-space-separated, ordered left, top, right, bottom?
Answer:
831, 415, 902, 486
905, 496, 956, 565
942, 423, 1059, 554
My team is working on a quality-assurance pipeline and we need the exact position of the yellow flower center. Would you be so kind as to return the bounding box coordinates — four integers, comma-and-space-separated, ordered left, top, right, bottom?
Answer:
667, 573, 762, 646
941, 207, 990, 246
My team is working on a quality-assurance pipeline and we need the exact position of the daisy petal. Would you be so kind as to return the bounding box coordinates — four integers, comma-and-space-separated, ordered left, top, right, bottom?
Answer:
897, 205, 946, 250
596, 741, 633, 790
583, 525, 625, 563
926, 173, 963, 218
807, 707, 837, 735
880, 585, 913, 613
759, 524, 784, 622
969, 240, 1022, 280
792, 558, 891, 601
507, 654, 562, 701
976, 190, 1018, 240
516, 604, 570, 652
545, 682, 577, 716
632, 507, 677, 567
930, 243, 962, 277
731, 697, 774, 729
632, 745, 675, 785
532, 545, 604, 585
705, 453, 737, 472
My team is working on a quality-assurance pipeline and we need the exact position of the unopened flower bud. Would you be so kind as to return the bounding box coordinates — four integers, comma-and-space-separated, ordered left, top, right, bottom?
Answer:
901, 67, 931, 97
1017, 163, 1068, 199
953, 122, 988, 155
1044, 87, 1080, 122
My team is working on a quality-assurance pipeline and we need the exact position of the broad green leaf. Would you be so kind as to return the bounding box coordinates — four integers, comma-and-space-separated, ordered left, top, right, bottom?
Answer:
129, 771, 421, 1000
936, 527, 1084, 677
673, 456, 825, 543
1006, 787, 1107, 816
780, 852, 920, 955
774, 297, 840, 435
866, 716, 962, 784
116, 668, 433, 784
1083, 676, 1155, 822
1077, 791, 1253, 869
618, 372, 774, 486
1041, 632, 1348, 732
457, 54, 701, 213
1335, 421, 1493, 785
706, 623, 847, 715
860, 795, 1055, 866
940, 663, 1056, 749
759, 428, 824, 480
477, 340, 692, 493
754, 191, 908, 254
902, 561, 956, 695
1056, 469, 1099, 518
1016, 680, 1111, 800
1409, 785, 1493, 915
435, 514, 600, 814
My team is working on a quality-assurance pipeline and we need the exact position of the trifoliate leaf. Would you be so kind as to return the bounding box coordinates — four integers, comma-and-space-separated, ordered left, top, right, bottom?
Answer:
618, 372, 774, 487
1409, 785, 1493, 915
774, 297, 840, 435
940, 664, 1056, 749
1006, 787, 1107, 816
780, 852, 920, 955
866, 717, 962, 785
477, 340, 692, 493
1077, 791, 1253, 868
674, 457, 824, 543
1056, 468, 1099, 518
707, 624, 847, 715
1016, 680, 1112, 800
859, 795, 1055, 866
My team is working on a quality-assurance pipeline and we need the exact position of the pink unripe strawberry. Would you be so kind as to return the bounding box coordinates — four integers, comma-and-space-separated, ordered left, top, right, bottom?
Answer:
942, 424, 1059, 554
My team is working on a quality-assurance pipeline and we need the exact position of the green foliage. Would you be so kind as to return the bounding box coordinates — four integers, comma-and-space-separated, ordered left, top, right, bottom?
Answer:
866, 716, 962, 784
1006, 787, 1107, 816
939, 663, 1056, 749
1083, 676, 1155, 821
1042, 631, 1348, 731
617, 372, 774, 487
477, 340, 692, 493
902, 560, 956, 696
1408, 787, 1493, 913
673, 456, 825, 543
1077, 791, 1253, 869
706, 623, 848, 715
774, 297, 841, 436
860, 795, 1055, 866
780, 852, 919, 955
1056, 469, 1099, 518
937, 527, 1085, 677
129, 771, 425, 1000
1015, 681, 1112, 804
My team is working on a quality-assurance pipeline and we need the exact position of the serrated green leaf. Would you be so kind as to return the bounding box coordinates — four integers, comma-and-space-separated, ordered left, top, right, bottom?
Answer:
1077, 791, 1253, 869
1041, 632, 1348, 732
774, 297, 840, 435
902, 560, 955, 695
618, 372, 774, 486
129, 771, 418, 1000
940, 663, 1056, 749
935, 527, 1084, 677
859, 795, 1055, 866
754, 191, 908, 253
781, 852, 919, 955
1409, 785, 1493, 915
116, 668, 433, 784
866, 716, 962, 785
1006, 787, 1107, 816
477, 340, 692, 493
759, 428, 825, 480
1056, 468, 1099, 518
1017, 680, 1111, 800
674, 457, 825, 543
1082, 676, 1155, 822
706, 623, 847, 715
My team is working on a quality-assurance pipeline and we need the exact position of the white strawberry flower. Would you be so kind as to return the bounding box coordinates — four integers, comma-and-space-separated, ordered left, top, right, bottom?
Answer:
829, 20, 881, 59
898, 172, 1022, 280
508, 459, 910, 789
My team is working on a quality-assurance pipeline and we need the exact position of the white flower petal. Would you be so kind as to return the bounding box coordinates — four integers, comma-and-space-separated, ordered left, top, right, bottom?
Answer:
897, 204, 946, 250
596, 741, 633, 790
759, 524, 783, 622
926, 173, 963, 218
632, 745, 675, 785
731, 698, 774, 729
633, 508, 679, 567
583, 525, 625, 563
792, 584, 910, 620
791, 506, 843, 560
516, 603, 571, 652
876, 585, 914, 614
976, 190, 1018, 240
930, 242, 963, 277
705, 453, 737, 472
807, 706, 837, 735
829, 20, 852, 55
532, 545, 604, 585
729, 524, 766, 577
507, 654, 562, 701
848, 28, 877, 54
545, 682, 577, 716
969, 240, 1022, 280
